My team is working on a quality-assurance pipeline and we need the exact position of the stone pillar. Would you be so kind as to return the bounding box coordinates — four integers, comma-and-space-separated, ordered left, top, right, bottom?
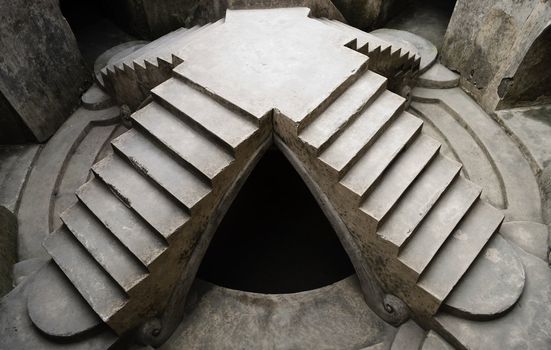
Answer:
0, 0, 88, 143
441, 0, 551, 112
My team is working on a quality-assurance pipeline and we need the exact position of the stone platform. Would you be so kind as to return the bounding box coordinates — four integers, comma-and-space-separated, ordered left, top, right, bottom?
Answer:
0, 7, 549, 350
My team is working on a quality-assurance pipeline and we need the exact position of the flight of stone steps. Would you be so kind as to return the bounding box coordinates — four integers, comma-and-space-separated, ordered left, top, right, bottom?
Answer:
34, 9, 523, 340
315, 18, 420, 82
275, 68, 508, 320
42, 74, 270, 333
97, 20, 224, 109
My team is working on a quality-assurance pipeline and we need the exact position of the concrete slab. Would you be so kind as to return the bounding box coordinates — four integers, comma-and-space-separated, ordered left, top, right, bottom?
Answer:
435, 245, 551, 350
443, 235, 525, 320
0, 266, 117, 349
174, 8, 368, 122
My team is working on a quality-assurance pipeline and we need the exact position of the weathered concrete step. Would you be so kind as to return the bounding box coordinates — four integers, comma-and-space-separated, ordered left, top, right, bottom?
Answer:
112, 129, 211, 212
339, 112, 423, 204
443, 234, 525, 320
319, 90, 405, 179
417, 200, 504, 304
43, 226, 128, 322
77, 178, 167, 266
92, 154, 190, 240
152, 77, 258, 154
132, 102, 234, 183
299, 70, 387, 154
360, 134, 441, 223
60, 203, 148, 292
398, 177, 482, 280
378, 154, 461, 250
27, 261, 104, 339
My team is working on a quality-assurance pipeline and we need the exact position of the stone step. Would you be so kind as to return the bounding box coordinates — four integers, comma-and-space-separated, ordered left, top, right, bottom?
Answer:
398, 177, 482, 281
131, 102, 234, 183
299, 70, 387, 154
417, 200, 503, 304
360, 134, 441, 224
60, 203, 148, 292
77, 178, 167, 267
151, 77, 258, 154
377, 154, 462, 251
339, 112, 423, 205
319, 18, 390, 54
92, 153, 190, 240
106, 26, 199, 73
318, 90, 405, 179
111, 128, 211, 212
43, 226, 128, 322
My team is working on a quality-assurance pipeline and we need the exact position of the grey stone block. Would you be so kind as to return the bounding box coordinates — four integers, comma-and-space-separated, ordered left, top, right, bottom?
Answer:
0, 0, 88, 142
441, 0, 551, 112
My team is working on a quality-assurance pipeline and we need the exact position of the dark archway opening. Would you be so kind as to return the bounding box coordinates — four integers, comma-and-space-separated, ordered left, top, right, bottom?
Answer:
385, 0, 457, 50
196, 148, 355, 294
499, 25, 551, 109
59, 0, 135, 69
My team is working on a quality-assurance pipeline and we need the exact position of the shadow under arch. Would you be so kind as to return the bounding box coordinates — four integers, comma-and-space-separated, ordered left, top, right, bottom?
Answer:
498, 23, 551, 109
140, 135, 409, 347
197, 146, 354, 294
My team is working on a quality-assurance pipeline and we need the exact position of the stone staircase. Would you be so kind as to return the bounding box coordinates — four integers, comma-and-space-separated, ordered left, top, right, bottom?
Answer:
97, 20, 225, 109
43, 74, 269, 334
33, 8, 524, 343
98, 17, 419, 110
315, 18, 420, 80
275, 67, 508, 319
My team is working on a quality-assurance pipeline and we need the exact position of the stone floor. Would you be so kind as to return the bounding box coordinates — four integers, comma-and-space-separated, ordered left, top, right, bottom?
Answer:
1, 7, 550, 350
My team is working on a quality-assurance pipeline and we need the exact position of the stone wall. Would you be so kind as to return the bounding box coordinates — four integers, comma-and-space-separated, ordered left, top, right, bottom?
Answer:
100, 0, 344, 39
331, 0, 412, 31
0, 0, 88, 143
441, 0, 551, 112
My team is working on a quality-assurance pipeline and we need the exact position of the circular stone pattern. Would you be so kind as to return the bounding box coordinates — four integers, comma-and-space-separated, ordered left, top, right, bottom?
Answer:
27, 261, 102, 339
443, 234, 525, 320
